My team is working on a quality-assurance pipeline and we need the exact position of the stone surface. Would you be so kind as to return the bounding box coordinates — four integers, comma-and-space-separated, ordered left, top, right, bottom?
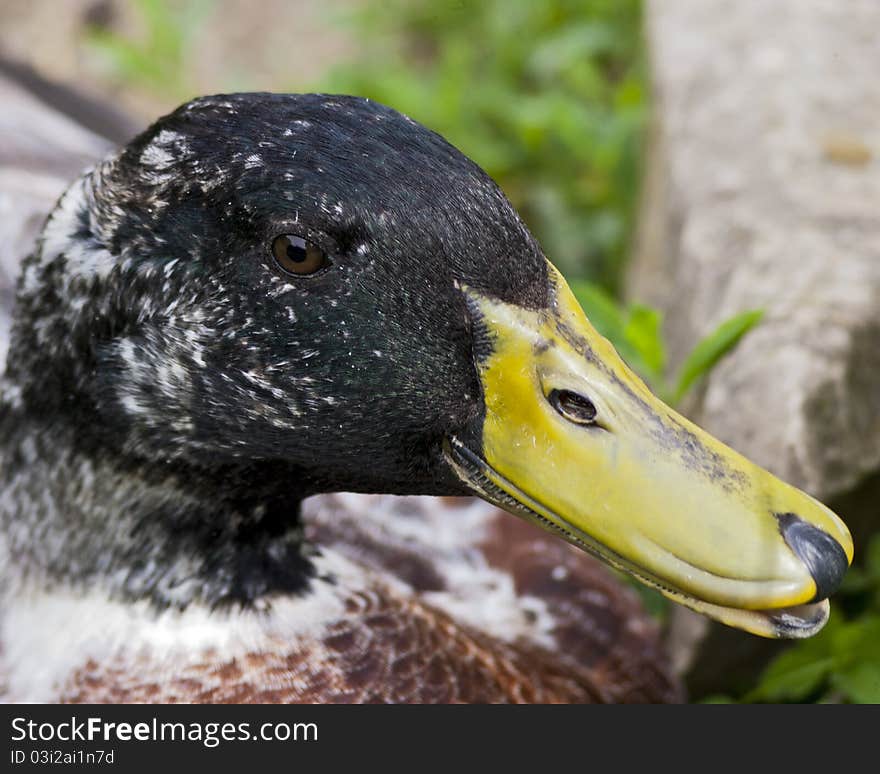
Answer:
632, 0, 880, 503
635, 0, 880, 691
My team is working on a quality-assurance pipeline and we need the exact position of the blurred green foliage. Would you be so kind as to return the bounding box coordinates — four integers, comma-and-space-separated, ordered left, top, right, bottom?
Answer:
86, 0, 211, 99
708, 534, 880, 703
87, 0, 647, 293
321, 0, 646, 294
570, 281, 763, 405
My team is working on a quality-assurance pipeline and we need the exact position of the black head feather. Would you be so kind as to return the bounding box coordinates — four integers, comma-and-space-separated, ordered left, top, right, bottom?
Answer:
1, 93, 550, 606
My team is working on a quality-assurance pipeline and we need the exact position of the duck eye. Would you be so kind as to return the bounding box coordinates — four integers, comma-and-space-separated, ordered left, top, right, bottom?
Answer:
549, 389, 598, 426
270, 234, 329, 276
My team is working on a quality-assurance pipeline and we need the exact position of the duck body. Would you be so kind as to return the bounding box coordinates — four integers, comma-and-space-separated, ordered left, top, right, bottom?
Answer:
4, 494, 677, 702
0, 87, 852, 702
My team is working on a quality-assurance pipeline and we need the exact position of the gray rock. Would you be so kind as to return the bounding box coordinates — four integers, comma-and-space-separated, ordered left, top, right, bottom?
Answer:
631, 0, 880, 502
634, 0, 880, 689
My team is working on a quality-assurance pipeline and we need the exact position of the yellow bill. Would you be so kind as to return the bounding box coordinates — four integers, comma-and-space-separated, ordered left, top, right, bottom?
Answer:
446, 264, 853, 638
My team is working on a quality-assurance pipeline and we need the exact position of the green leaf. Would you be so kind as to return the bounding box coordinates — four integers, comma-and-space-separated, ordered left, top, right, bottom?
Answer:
673, 309, 764, 404
568, 281, 651, 379
623, 304, 665, 381
830, 616, 880, 664
746, 612, 841, 702
747, 653, 836, 703
569, 281, 626, 340
832, 662, 880, 703
826, 613, 880, 703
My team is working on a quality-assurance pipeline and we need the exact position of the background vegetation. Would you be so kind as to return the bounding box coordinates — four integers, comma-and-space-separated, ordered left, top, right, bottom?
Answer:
78, 0, 877, 703
88, 0, 645, 293
321, 0, 645, 295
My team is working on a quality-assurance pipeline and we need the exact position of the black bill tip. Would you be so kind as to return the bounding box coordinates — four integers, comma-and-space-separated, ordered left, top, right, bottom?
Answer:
776, 512, 849, 602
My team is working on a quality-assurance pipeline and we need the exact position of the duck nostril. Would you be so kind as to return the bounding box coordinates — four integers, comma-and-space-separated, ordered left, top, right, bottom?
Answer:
549, 389, 598, 426
776, 512, 849, 601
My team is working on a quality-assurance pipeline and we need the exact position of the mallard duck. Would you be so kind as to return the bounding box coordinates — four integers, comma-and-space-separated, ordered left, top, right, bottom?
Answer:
0, 88, 852, 703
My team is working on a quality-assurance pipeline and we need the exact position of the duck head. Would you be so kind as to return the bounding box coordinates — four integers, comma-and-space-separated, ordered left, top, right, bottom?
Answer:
6, 93, 851, 635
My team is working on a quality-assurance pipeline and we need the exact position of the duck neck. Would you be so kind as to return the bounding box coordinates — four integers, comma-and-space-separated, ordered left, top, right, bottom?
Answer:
0, 399, 317, 610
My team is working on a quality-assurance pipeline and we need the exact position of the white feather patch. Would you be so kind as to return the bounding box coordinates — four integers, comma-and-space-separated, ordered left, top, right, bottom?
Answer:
0, 548, 372, 702
36, 175, 116, 284
306, 494, 558, 650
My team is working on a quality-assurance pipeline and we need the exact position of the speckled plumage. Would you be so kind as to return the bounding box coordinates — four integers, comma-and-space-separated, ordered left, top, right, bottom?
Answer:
0, 91, 681, 703
4, 496, 679, 703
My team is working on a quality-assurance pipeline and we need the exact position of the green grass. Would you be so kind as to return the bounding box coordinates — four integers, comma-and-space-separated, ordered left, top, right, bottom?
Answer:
319, 0, 647, 295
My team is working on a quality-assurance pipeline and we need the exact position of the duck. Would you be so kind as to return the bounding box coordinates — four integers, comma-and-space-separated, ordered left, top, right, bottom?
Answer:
0, 87, 854, 703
